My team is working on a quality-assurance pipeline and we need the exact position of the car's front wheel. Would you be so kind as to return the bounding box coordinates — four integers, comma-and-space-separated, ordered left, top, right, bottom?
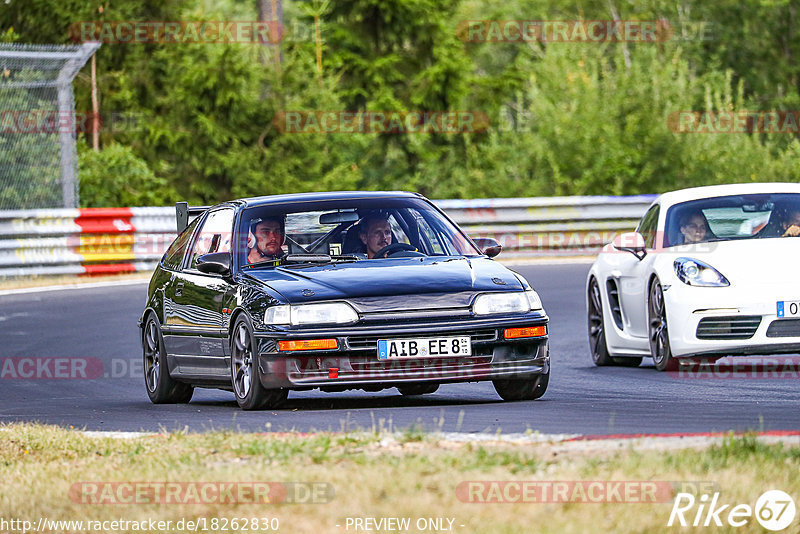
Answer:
142, 315, 193, 404
230, 316, 288, 410
493, 371, 549, 401
649, 279, 678, 372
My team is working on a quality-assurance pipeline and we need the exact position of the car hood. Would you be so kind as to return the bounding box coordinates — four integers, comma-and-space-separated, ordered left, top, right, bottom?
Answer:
656, 237, 800, 285
243, 257, 524, 304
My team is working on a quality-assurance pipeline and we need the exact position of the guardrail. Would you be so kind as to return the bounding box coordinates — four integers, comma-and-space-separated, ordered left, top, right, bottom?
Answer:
0, 195, 656, 277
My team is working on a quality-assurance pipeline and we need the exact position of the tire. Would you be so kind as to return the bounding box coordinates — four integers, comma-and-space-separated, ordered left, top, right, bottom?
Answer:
648, 279, 679, 372
588, 277, 615, 366
493, 371, 549, 401
142, 314, 193, 404
397, 383, 439, 396
230, 315, 288, 410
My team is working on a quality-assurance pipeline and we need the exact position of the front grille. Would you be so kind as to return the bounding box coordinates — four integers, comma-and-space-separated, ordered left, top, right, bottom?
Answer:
696, 316, 761, 340
346, 328, 498, 351
766, 319, 800, 338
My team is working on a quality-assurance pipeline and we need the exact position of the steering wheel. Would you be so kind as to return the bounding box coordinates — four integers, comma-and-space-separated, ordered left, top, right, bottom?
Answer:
373, 243, 418, 259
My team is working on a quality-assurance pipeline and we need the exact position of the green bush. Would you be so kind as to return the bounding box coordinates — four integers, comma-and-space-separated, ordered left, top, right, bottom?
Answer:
78, 143, 177, 207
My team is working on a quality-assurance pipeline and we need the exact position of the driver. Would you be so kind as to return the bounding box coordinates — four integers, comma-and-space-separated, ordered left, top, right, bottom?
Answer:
247, 216, 286, 263
359, 213, 392, 259
780, 207, 800, 237
678, 210, 709, 244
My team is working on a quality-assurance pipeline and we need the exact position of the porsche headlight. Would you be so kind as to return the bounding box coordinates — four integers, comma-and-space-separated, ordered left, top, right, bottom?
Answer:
473, 291, 540, 315
265, 302, 358, 325
674, 257, 730, 287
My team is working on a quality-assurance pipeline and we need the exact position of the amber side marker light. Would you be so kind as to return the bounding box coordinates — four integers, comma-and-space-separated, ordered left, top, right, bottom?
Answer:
504, 326, 547, 339
278, 339, 338, 351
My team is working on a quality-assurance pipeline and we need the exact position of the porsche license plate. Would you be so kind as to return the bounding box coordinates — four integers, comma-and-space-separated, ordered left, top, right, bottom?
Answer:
377, 336, 471, 360
777, 301, 800, 318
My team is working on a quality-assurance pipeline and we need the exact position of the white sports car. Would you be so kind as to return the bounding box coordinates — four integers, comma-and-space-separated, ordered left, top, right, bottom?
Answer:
586, 183, 800, 371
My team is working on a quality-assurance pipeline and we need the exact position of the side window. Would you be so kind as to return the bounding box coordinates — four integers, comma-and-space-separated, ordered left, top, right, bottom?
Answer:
161, 218, 199, 270
188, 208, 235, 270
637, 205, 660, 249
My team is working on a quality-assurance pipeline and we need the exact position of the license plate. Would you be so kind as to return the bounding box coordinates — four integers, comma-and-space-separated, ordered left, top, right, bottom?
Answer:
777, 301, 800, 318
377, 336, 471, 360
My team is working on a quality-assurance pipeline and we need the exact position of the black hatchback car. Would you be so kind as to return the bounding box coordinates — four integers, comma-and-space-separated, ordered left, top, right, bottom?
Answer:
139, 191, 550, 410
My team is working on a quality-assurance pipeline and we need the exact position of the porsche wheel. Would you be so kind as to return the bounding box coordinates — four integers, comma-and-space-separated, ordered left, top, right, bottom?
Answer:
493, 371, 549, 401
230, 316, 288, 410
397, 383, 439, 396
142, 315, 193, 404
649, 279, 678, 372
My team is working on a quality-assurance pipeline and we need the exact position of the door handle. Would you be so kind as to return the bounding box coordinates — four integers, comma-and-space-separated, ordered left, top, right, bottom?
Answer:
175, 282, 184, 297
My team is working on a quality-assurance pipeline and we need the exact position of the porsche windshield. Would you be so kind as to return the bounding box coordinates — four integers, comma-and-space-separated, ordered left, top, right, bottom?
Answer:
238, 197, 481, 267
664, 193, 800, 247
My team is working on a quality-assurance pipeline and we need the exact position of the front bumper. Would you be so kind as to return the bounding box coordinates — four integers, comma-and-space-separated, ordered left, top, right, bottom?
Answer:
665, 283, 800, 358
252, 315, 549, 389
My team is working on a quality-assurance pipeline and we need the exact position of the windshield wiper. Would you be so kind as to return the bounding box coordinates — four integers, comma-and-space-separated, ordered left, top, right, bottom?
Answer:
244, 254, 360, 270
283, 254, 360, 264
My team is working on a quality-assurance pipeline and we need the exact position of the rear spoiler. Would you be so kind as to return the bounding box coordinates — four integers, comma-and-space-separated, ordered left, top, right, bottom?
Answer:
175, 202, 210, 232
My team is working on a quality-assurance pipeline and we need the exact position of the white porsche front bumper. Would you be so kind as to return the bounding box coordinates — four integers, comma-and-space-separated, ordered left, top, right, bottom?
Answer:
664, 282, 800, 358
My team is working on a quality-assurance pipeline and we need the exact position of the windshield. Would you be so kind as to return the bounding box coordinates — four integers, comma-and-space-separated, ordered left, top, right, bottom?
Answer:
664, 193, 800, 247
237, 196, 481, 268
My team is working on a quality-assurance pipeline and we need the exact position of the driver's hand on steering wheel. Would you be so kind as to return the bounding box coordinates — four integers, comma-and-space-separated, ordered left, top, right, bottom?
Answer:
783, 224, 800, 237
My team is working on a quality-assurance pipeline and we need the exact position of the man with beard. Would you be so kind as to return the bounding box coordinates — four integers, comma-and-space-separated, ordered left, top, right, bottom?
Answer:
247, 216, 286, 263
358, 212, 393, 258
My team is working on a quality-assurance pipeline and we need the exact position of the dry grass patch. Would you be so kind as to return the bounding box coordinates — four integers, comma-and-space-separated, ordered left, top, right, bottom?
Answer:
0, 424, 798, 533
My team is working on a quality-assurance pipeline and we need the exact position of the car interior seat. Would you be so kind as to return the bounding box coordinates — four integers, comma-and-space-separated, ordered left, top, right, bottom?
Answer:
341, 222, 367, 255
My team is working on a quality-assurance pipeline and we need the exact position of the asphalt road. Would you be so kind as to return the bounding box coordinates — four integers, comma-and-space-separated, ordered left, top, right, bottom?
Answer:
1, 263, 798, 435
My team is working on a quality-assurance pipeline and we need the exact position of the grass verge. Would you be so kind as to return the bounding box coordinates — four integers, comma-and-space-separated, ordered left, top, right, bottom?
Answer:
0, 424, 797, 533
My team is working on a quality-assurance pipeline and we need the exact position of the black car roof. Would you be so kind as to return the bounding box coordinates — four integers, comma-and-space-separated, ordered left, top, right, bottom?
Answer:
238, 190, 421, 209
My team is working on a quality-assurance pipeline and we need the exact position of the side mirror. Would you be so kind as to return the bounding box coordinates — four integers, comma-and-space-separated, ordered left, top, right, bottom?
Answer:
472, 237, 502, 258
612, 232, 647, 260
197, 252, 232, 276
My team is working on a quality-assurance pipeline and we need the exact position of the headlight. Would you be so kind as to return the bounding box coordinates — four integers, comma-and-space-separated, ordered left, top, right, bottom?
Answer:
674, 257, 729, 287
473, 291, 540, 315
525, 289, 543, 311
264, 302, 359, 325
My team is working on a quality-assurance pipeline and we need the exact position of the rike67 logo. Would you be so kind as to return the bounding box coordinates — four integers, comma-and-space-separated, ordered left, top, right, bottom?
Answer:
668, 490, 796, 531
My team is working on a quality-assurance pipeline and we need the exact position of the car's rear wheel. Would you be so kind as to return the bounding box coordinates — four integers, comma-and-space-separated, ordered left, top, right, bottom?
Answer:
397, 383, 439, 396
649, 279, 678, 372
142, 315, 193, 404
230, 316, 288, 410
493, 371, 549, 401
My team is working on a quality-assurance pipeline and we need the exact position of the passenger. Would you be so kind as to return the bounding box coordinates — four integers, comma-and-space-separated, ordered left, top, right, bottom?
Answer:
780, 207, 800, 237
679, 211, 710, 244
359, 212, 393, 258
247, 216, 285, 263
